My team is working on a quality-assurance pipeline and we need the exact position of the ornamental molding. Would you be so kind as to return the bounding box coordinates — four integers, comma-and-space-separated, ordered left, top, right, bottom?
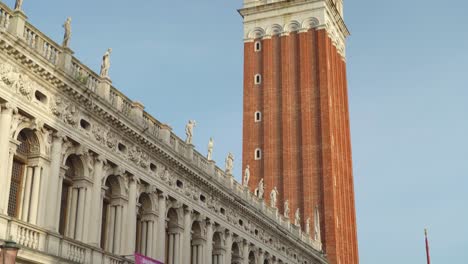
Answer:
0, 29, 324, 264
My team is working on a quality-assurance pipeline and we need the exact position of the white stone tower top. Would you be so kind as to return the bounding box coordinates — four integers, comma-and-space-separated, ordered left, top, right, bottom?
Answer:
239, 0, 349, 55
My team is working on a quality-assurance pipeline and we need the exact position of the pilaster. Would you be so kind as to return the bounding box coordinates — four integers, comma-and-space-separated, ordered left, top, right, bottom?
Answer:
205, 219, 213, 264
45, 133, 65, 231
125, 175, 138, 255
0, 103, 17, 215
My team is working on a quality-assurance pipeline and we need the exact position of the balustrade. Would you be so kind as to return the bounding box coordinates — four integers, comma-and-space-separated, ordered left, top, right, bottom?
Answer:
0, 4, 11, 30
71, 60, 99, 92
63, 240, 87, 263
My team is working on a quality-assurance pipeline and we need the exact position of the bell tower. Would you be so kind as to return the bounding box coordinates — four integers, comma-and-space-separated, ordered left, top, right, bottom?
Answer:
239, 1, 358, 264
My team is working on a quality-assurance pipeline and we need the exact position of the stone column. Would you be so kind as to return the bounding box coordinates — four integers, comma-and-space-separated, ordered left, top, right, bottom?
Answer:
20, 167, 33, 222
183, 207, 192, 264
54, 168, 66, 229
173, 232, 181, 264
146, 219, 154, 257
141, 221, 147, 255
242, 240, 249, 264
29, 166, 42, 224
75, 187, 87, 241
205, 220, 213, 264
225, 231, 232, 264
88, 155, 105, 246
258, 249, 264, 264
43, 133, 65, 231
67, 187, 79, 238
0, 103, 16, 214
156, 193, 167, 261
125, 176, 138, 255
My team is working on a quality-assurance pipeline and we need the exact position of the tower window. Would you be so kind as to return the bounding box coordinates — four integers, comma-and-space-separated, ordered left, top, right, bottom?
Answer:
254, 41, 262, 52
255, 148, 262, 160
254, 74, 262, 85
254, 111, 262, 122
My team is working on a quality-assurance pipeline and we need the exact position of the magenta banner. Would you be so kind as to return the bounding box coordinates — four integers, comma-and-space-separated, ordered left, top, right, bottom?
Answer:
134, 253, 163, 264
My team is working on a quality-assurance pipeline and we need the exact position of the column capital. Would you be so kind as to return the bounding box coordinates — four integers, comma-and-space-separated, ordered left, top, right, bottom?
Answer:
0, 102, 18, 114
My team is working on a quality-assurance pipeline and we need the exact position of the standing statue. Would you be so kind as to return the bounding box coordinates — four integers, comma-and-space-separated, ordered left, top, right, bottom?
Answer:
207, 137, 214, 160
284, 200, 290, 218
225, 152, 234, 174
314, 205, 321, 241
270, 186, 279, 208
14, 0, 23, 10
100, 48, 112, 78
257, 178, 265, 199
305, 217, 311, 235
243, 165, 250, 187
185, 120, 196, 144
295, 208, 301, 226
62, 17, 72, 48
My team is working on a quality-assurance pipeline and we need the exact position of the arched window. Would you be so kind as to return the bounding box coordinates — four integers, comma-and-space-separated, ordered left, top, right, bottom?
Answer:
254, 74, 262, 85
59, 154, 86, 240
135, 193, 155, 257
231, 242, 242, 264
101, 175, 124, 254
166, 208, 181, 264
212, 232, 224, 264
191, 221, 204, 264
8, 129, 41, 225
255, 148, 262, 160
249, 251, 256, 264
254, 111, 262, 122
254, 41, 262, 52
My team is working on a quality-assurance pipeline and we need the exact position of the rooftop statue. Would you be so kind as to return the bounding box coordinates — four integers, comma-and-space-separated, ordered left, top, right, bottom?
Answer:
295, 208, 301, 226
243, 165, 250, 187
256, 178, 265, 199
225, 152, 234, 174
15, 0, 23, 11
284, 199, 290, 218
62, 17, 72, 48
270, 186, 279, 208
207, 137, 214, 160
100, 48, 112, 78
185, 120, 196, 145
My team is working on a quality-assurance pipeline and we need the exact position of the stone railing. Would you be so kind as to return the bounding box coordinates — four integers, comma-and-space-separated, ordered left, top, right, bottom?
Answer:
0, 0, 321, 251
23, 23, 61, 64
0, 215, 130, 264
71, 58, 99, 92
0, 4, 11, 31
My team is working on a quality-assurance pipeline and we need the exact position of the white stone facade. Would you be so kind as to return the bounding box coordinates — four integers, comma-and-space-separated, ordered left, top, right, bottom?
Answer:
0, 2, 326, 264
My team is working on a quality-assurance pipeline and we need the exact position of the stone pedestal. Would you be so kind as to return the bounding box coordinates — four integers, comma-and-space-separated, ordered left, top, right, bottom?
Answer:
131, 101, 145, 125
58, 47, 74, 74
7, 10, 27, 39
207, 160, 216, 176
186, 144, 194, 162
97, 77, 111, 102
159, 124, 172, 145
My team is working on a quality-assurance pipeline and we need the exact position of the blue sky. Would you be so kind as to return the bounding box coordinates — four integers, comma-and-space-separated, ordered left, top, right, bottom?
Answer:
6, 0, 468, 263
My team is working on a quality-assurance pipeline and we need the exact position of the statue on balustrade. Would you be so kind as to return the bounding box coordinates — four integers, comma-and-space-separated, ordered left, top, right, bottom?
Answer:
100, 48, 112, 78
185, 120, 196, 144
15, 0, 23, 11
295, 208, 301, 227
62, 17, 72, 48
305, 217, 311, 235
270, 186, 279, 208
207, 137, 214, 160
225, 152, 234, 174
243, 165, 250, 187
284, 199, 290, 218
256, 178, 265, 199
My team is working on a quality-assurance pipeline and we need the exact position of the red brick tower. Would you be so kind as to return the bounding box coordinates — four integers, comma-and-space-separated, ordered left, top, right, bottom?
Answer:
239, 1, 358, 264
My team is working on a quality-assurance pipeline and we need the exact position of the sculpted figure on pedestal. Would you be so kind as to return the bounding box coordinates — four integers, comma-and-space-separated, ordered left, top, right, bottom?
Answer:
185, 120, 196, 144
256, 178, 265, 199
270, 186, 279, 208
284, 200, 290, 218
100, 48, 112, 78
225, 152, 234, 174
62, 17, 72, 48
243, 165, 250, 187
295, 208, 301, 227
314, 205, 321, 241
207, 137, 214, 160
306, 217, 311, 235
15, 0, 23, 11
